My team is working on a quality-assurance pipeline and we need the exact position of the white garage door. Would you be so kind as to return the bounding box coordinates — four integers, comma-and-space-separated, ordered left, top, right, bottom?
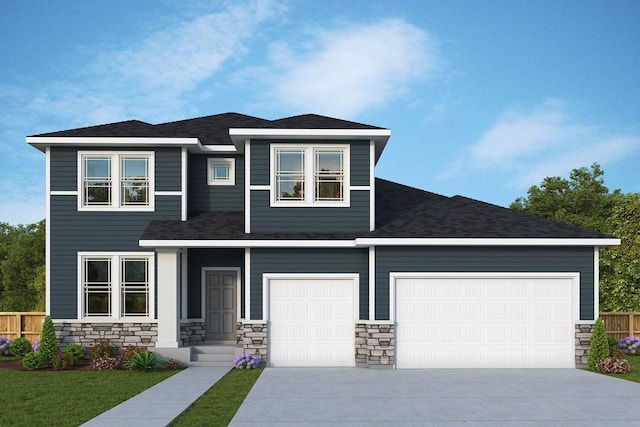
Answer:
269, 276, 356, 367
394, 274, 577, 369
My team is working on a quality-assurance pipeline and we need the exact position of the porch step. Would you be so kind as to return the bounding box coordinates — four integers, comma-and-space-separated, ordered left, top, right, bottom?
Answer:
188, 344, 242, 368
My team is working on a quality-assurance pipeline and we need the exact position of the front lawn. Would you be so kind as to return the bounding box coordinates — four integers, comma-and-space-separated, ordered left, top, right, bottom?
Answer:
171, 367, 263, 426
601, 354, 640, 383
0, 364, 177, 426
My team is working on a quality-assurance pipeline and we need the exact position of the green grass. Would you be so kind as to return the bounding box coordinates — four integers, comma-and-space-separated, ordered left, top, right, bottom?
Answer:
0, 367, 177, 426
171, 368, 263, 426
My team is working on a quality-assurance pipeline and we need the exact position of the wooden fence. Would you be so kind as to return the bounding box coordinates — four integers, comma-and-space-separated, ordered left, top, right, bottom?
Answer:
600, 312, 640, 340
0, 312, 45, 343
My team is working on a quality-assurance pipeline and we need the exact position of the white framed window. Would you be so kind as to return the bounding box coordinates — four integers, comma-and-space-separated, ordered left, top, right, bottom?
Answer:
79, 252, 155, 320
207, 158, 235, 186
78, 151, 154, 211
271, 144, 349, 207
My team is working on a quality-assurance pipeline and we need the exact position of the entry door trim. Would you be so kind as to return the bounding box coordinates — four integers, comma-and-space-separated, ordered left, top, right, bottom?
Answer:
201, 267, 242, 328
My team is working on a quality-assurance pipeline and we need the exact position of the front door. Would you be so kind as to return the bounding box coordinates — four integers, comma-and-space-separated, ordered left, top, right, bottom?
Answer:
205, 271, 237, 341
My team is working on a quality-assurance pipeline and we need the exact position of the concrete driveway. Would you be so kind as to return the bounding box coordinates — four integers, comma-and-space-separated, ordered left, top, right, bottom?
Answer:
229, 368, 640, 426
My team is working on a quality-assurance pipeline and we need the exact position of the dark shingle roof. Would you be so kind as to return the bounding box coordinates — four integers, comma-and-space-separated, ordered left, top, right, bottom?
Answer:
141, 178, 612, 241
32, 113, 383, 145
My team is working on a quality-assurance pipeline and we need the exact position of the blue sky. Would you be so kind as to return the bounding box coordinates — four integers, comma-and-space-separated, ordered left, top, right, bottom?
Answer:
1, 0, 639, 225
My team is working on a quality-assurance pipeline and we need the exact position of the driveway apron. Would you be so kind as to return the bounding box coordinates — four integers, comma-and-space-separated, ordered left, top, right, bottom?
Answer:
230, 368, 640, 426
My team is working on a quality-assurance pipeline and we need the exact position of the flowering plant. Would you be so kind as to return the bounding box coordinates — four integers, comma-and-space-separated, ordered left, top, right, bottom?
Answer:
32, 339, 40, 352
0, 337, 12, 356
233, 353, 260, 369
619, 336, 640, 354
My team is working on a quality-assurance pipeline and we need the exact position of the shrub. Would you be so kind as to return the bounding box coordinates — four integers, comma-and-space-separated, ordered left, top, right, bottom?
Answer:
63, 344, 85, 365
9, 337, 33, 357
588, 318, 609, 371
52, 353, 74, 370
162, 358, 184, 370
597, 357, 631, 374
123, 345, 146, 363
93, 357, 122, 371
619, 336, 640, 355
123, 350, 161, 372
39, 316, 59, 366
233, 353, 260, 369
0, 337, 12, 356
90, 341, 119, 362
22, 351, 46, 370
607, 336, 618, 347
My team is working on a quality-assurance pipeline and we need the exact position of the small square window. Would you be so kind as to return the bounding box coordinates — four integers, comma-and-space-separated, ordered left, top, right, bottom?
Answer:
208, 158, 235, 186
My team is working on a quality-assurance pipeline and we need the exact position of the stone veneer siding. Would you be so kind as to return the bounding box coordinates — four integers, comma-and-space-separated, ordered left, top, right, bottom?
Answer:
356, 323, 394, 368
237, 322, 268, 363
54, 322, 157, 354
575, 322, 595, 367
180, 321, 206, 346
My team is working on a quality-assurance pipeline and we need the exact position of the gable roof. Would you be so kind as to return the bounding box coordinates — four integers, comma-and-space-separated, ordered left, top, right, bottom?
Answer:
30, 112, 383, 146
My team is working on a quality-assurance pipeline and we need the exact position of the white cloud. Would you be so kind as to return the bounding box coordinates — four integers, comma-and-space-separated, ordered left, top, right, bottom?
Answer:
258, 18, 439, 118
458, 100, 640, 189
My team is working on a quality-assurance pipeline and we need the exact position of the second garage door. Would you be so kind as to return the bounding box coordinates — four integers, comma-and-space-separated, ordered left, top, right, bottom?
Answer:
394, 273, 577, 369
268, 276, 357, 367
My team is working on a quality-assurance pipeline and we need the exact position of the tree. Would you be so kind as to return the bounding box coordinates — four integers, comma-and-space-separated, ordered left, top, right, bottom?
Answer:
511, 164, 640, 311
0, 220, 46, 311
588, 318, 609, 371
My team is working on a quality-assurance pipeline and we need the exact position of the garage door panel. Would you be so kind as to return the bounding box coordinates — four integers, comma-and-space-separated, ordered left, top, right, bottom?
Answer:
396, 275, 575, 369
270, 278, 355, 367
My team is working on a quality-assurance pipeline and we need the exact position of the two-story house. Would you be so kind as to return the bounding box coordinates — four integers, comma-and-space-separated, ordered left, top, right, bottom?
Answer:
27, 113, 618, 368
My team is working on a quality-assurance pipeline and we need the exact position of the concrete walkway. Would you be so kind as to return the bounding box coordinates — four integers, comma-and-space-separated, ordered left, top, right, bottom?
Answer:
81, 367, 229, 427
230, 368, 640, 426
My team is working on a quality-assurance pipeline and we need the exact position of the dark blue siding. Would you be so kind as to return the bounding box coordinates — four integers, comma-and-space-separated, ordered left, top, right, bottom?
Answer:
250, 248, 369, 320
186, 248, 244, 318
189, 154, 244, 212
375, 246, 595, 321
250, 142, 269, 186
50, 147, 76, 191
250, 191, 369, 232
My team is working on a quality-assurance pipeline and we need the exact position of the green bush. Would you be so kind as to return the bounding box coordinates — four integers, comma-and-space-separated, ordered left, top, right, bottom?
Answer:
123, 350, 162, 372
589, 318, 610, 371
63, 344, 85, 365
123, 345, 145, 363
607, 336, 618, 347
22, 351, 45, 370
89, 341, 119, 362
39, 316, 59, 366
52, 353, 74, 370
9, 337, 32, 357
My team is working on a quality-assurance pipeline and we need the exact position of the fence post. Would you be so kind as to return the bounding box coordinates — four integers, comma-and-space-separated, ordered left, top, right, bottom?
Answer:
18, 312, 23, 339
630, 313, 634, 337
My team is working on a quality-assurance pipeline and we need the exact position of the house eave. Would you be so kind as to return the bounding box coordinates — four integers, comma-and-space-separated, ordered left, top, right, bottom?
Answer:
26, 136, 203, 152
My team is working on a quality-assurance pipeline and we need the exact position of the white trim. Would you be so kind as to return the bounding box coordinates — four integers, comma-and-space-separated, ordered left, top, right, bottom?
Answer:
50, 190, 77, 196
140, 237, 620, 248
77, 151, 155, 212
52, 318, 159, 324
229, 128, 390, 140
350, 186, 370, 191
45, 147, 51, 315
245, 140, 251, 234
156, 191, 182, 196
389, 272, 581, 323
201, 267, 242, 328
269, 144, 351, 208
27, 136, 200, 153
199, 145, 237, 153
181, 147, 188, 221
356, 238, 621, 247
249, 185, 270, 191
594, 246, 600, 319
77, 251, 156, 321
263, 273, 360, 326
181, 249, 188, 320
140, 239, 357, 248
368, 246, 375, 321
207, 158, 235, 186
244, 248, 251, 320
369, 140, 375, 232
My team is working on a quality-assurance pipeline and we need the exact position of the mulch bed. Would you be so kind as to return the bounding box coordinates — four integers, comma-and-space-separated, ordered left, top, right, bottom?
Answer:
0, 359, 94, 371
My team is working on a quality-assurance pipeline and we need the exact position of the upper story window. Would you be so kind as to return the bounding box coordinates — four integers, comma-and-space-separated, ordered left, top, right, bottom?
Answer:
271, 144, 349, 207
78, 151, 154, 211
207, 158, 235, 186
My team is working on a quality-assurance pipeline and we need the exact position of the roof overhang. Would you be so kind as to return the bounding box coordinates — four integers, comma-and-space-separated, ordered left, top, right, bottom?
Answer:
140, 237, 620, 249
229, 128, 391, 162
26, 136, 203, 153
